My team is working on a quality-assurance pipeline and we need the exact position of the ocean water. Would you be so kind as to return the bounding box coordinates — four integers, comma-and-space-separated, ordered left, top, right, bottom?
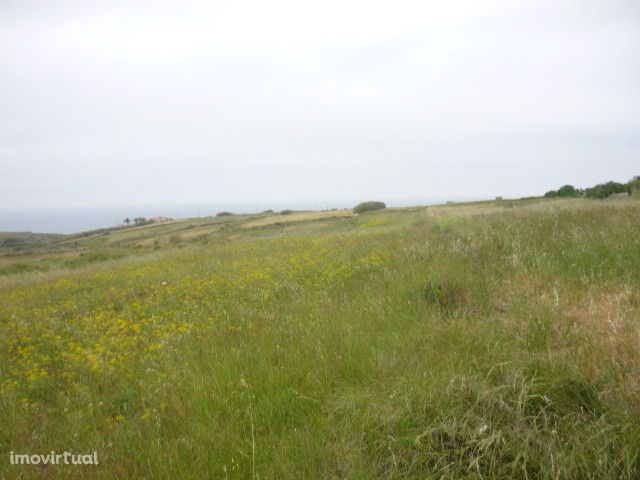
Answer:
0, 198, 451, 234
0, 204, 285, 234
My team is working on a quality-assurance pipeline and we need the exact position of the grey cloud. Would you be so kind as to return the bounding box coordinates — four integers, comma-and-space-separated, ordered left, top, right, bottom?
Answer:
1, 0, 638, 210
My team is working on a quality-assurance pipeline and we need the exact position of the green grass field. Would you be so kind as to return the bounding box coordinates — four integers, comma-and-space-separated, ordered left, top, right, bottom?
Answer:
1, 197, 639, 478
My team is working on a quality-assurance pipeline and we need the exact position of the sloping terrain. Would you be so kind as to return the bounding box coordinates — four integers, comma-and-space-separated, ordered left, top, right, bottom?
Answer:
1, 197, 639, 478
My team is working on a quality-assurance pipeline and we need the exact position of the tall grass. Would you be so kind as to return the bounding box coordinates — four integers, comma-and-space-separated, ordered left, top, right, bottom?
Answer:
1, 200, 639, 478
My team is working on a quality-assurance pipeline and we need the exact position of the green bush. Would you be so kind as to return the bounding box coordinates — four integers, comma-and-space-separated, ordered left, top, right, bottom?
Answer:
543, 177, 640, 199
544, 185, 580, 198
353, 201, 386, 214
216, 211, 233, 217
280, 209, 294, 215
584, 181, 630, 199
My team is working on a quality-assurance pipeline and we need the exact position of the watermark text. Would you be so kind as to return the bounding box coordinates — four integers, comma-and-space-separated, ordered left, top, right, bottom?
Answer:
10, 451, 98, 466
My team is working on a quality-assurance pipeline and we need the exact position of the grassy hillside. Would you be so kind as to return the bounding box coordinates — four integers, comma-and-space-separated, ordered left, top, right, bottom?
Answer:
1, 197, 639, 478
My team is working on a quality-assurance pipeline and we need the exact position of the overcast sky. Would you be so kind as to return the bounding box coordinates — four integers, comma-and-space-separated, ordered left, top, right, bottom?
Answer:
1, 0, 639, 209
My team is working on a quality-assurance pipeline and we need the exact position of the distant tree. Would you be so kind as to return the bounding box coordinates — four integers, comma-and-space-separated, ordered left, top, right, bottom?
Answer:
123, 217, 131, 226
216, 212, 233, 217
585, 181, 631, 199
557, 185, 579, 197
628, 176, 640, 194
353, 201, 386, 214
544, 184, 579, 198
280, 209, 294, 215
133, 217, 147, 225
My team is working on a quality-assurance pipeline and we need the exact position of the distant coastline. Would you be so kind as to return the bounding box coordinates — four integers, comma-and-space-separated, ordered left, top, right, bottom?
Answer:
0, 198, 457, 234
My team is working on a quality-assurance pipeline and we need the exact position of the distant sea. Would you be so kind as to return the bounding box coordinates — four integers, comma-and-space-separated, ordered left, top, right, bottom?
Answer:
0, 198, 456, 234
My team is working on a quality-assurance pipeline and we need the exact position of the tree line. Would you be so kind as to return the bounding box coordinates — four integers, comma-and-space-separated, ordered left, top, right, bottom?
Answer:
122, 217, 154, 226
544, 176, 639, 199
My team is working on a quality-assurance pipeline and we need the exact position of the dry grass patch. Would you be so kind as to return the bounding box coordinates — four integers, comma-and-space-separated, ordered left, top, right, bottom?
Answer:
562, 289, 640, 402
242, 210, 353, 228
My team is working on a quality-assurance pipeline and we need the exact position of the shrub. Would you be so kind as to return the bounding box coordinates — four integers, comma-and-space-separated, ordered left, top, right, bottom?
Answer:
280, 209, 294, 215
353, 201, 386, 214
544, 185, 579, 198
422, 281, 467, 313
584, 181, 630, 199
216, 211, 233, 217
